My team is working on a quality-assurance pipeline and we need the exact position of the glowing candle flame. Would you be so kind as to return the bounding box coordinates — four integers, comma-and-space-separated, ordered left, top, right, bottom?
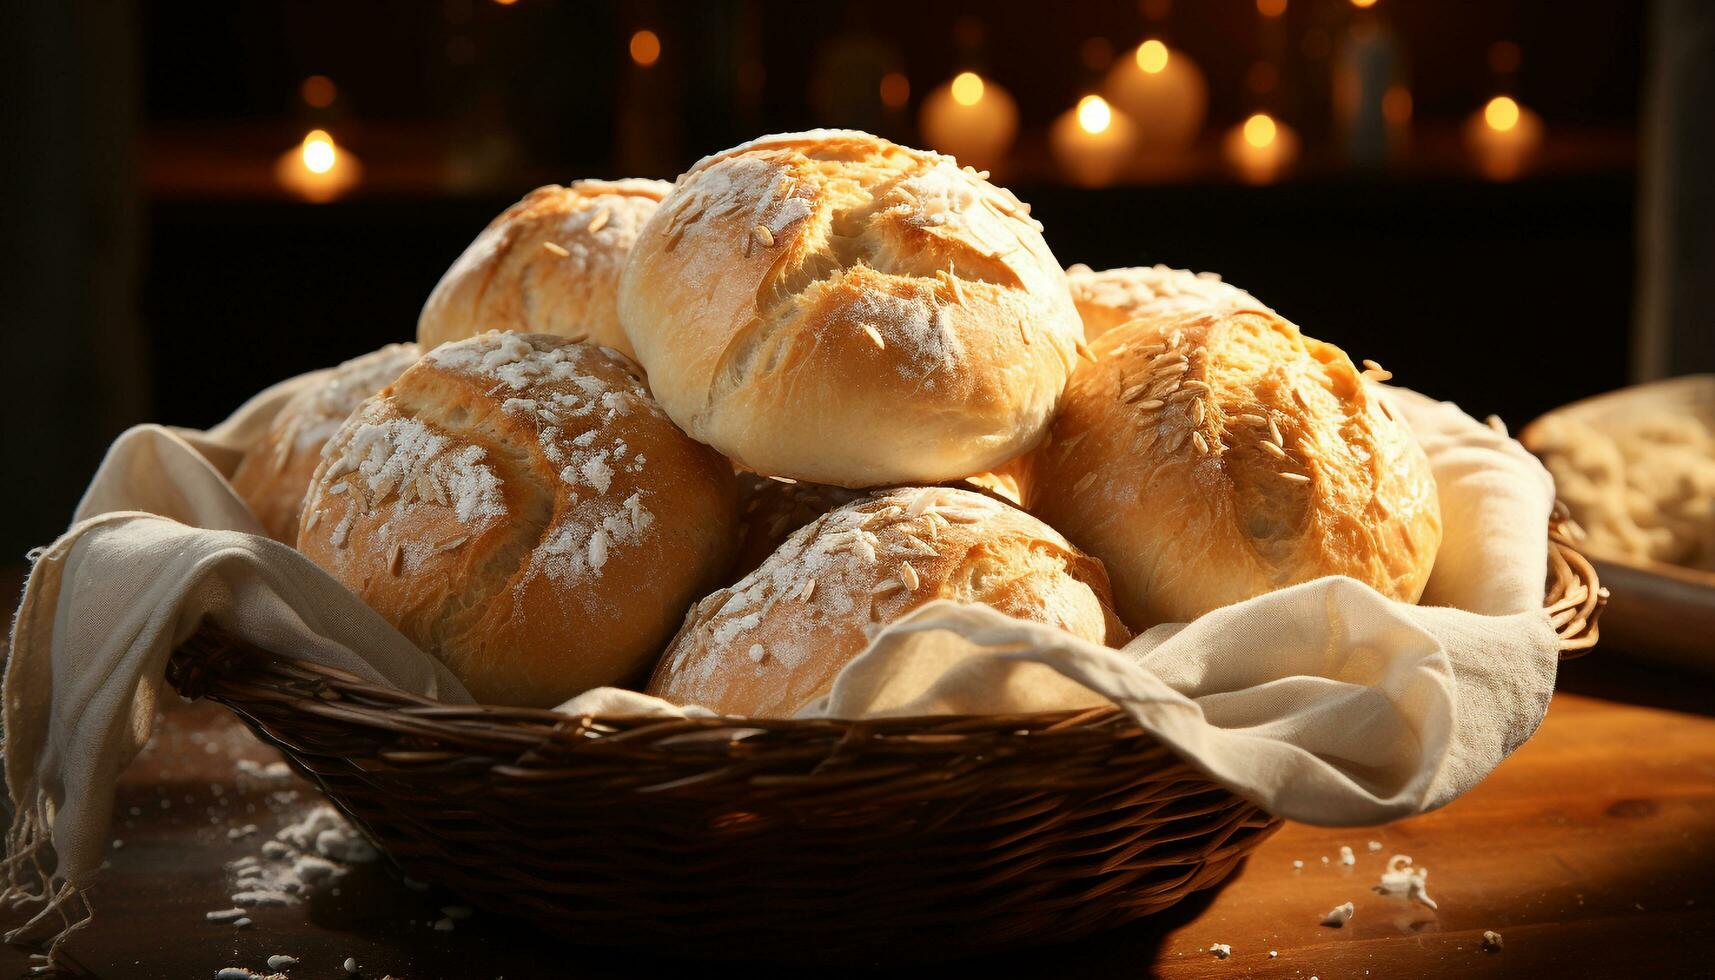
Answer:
1136, 40, 1169, 74
1077, 95, 1113, 135
301, 130, 336, 174
1484, 95, 1520, 131
950, 72, 985, 107
1243, 113, 1277, 148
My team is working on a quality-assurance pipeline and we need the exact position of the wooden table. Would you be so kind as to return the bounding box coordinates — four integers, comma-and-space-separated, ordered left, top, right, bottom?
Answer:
3, 652, 1711, 979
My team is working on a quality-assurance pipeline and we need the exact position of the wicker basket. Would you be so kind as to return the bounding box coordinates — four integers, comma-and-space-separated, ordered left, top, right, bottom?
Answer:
165, 514, 1603, 964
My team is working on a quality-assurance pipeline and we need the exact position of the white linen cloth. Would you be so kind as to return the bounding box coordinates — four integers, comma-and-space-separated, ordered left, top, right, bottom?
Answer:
3, 374, 1561, 955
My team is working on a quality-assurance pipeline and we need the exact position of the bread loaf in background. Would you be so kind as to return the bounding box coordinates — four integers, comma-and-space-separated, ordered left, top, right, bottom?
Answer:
297, 331, 737, 707
648, 486, 1130, 717
1027, 309, 1441, 630
230, 342, 422, 542
1066, 264, 1264, 340
418, 179, 672, 359
618, 130, 1084, 488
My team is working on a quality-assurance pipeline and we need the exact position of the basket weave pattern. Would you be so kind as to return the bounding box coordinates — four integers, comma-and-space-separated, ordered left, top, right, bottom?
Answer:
166, 517, 1602, 962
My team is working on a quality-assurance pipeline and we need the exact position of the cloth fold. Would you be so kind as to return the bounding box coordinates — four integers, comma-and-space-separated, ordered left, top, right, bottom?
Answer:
4, 374, 1560, 957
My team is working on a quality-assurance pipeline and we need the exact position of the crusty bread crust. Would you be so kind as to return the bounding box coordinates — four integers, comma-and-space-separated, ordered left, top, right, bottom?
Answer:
231, 343, 421, 542
618, 130, 1083, 487
648, 486, 1129, 717
298, 332, 737, 707
419, 179, 672, 358
1027, 309, 1442, 630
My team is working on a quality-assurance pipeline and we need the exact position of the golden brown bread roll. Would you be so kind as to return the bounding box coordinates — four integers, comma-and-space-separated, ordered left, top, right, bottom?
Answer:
1066, 264, 1264, 340
617, 130, 1084, 487
298, 332, 737, 707
418, 179, 672, 359
647, 486, 1130, 717
230, 343, 422, 542
1027, 310, 1441, 630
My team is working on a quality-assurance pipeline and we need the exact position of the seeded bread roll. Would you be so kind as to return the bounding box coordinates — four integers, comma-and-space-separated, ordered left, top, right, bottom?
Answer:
418, 179, 672, 359
298, 332, 737, 707
1066, 264, 1264, 340
1027, 310, 1441, 630
231, 343, 422, 542
647, 487, 1130, 717
617, 130, 1084, 487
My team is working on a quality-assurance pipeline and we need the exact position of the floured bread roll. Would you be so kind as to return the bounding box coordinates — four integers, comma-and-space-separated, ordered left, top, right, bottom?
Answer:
418, 179, 672, 359
1028, 310, 1441, 630
647, 487, 1129, 717
1066, 264, 1264, 340
618, 130, 1084, 487
231, 343, 421, 542
298, 332, 737, 707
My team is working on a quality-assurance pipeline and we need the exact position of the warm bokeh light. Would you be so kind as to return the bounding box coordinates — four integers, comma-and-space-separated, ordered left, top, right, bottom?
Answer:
1136, 39, 1169, 74
276, 129, 360, 202
920, 73, 1018, 173
1076, 95, 1113, 135
301, 130, 336, 174
879, 72, 910, 109
1104, 40, 1207, 157
1485, 95, 1521, 131
629, 30, 660, 67
299, 75, 336, 109
1383, 86, 1413, 125
950, 71, 985, 106
1243, 113, 1278, 149
1257, 0, 1288, 16
492, 0, 517, 5
1466, 95, 1542, 180
1224, 113, 1299, 183
1052, 95, 1137, 187
1350, 0, 1379, 7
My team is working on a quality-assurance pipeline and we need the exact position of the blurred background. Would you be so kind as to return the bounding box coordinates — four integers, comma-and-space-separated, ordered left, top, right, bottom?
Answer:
2, 0, 1709, 560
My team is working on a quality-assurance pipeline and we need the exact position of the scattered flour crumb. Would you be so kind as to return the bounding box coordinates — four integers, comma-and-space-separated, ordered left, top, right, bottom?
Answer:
1208, 943, 1232, 959
267, 955, 300, 970
1482, 929, 1504, 952
1340, 845, 1356, 865
1321, 901, 1356, 927
205, 908, 246, 923
1374, 854, 1439, 910
1368, 840, 1384, 852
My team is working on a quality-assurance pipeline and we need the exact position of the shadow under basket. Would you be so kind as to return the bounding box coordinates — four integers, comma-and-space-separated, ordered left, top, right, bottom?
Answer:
165, 513, 1604, 964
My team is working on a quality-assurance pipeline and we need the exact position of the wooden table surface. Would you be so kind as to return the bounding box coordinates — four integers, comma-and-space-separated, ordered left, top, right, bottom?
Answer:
2, 652, 1711, 979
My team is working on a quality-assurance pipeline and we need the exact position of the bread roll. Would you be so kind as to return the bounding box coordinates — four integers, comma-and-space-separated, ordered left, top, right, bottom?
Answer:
647, 486, 1129, 717
1067, 264, 1263, 340
1027, 310, 1441, 630
418, 179, 672, 359
298, 332, 737, 707
617, 130, 1084, 487
231, 343, 421, 542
